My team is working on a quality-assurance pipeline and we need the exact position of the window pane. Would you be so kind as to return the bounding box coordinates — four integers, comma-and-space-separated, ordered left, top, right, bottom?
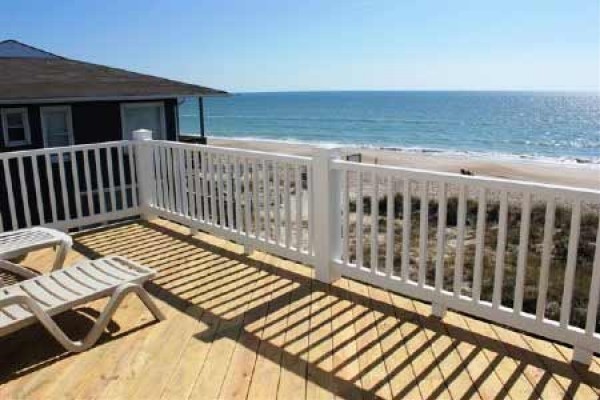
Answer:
45, 111, 68, 133
47, 132, 70, 147
7, 127, 25, 142
123, 106, 163, 140
42, 109, 71, 147
6, 112, 24, 128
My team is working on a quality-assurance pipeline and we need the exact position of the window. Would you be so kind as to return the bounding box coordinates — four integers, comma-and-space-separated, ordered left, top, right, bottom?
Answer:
40, 106, 74, 148
121, 102, 166, 140
1, 108, 31, 147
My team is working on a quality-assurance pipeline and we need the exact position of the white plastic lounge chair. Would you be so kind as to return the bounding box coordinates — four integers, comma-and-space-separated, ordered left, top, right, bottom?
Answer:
0, 256, 164, 352
0, 227, 73, 271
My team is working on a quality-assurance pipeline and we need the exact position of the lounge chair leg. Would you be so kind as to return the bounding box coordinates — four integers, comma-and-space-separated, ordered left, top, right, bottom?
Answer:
135, 285, 166, 321
74, 283, 165, 350
52, 242, 71, 271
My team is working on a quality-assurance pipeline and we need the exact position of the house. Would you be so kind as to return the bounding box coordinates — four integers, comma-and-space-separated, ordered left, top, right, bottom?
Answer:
0, 40, 226, 230
0, 40, 226, 152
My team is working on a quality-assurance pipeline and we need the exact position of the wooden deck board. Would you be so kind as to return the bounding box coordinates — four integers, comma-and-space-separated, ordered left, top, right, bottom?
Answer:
346, 279, 393, 399
410, 298, 482, 400
459, 313, 539, 399
1, 219, 599, 400
392, 293, 455, 399
488, 323, 570, 399
329, 279, 364, 400
444, 310, 512, 399
277, 262, 312, 400
305, 281, 335, 399
367, 285, 423, 399
246, 255, 295, 400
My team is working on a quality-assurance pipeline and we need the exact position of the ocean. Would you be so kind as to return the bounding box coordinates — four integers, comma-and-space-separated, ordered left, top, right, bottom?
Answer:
178, 91, 600, 165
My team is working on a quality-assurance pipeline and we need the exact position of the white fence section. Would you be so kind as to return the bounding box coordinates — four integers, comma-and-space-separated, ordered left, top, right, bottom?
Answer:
137, 139, 315, 265
329, 159, 600, 364
1, 136, 599, 364
0, 141, 140, 232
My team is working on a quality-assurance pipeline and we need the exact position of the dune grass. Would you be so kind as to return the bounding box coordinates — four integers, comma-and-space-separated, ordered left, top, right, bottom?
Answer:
348, 193, 599, 330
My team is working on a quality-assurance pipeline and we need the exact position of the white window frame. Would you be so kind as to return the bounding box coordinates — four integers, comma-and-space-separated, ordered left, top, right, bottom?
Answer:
1, 107, 31, 147
40, 105, 74, 148
120, 101, 167, 140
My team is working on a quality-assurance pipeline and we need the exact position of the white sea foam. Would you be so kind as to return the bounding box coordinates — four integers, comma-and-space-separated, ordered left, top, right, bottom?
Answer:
196, 134, 600, 169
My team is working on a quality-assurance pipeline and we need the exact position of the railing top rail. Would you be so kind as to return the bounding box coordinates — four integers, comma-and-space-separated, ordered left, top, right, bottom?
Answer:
332, 159, 600, 201
0, 140, 133, 160
149, 140, 313, 163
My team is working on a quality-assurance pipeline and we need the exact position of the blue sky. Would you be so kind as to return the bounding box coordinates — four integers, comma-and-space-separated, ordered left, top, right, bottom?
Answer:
1, 0, 598, 92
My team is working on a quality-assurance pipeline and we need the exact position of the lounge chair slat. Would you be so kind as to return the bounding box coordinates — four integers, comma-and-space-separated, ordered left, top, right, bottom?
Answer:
92, 260, 139, 281
0, 305, 31, 324
1, 287, 33, 321
19, 280, 63, 308
0, 310, 17, 325
32, 276, 80, 303
77, 263, 127, 286
108, 256, 154, 276
51, 270, 96, 295
104, 257, 147, 277
61, 268, 110, 291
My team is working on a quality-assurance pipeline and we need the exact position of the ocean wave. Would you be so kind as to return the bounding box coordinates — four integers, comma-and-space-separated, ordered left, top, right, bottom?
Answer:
201, 115, 450, 125
194, 134, 600, 168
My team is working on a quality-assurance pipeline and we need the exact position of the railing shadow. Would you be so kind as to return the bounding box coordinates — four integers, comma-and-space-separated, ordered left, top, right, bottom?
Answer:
3, 219, 599, 398
76, 220, 600, 399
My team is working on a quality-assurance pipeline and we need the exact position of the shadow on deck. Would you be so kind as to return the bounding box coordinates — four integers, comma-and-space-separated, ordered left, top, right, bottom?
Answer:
1, 219, 599, 399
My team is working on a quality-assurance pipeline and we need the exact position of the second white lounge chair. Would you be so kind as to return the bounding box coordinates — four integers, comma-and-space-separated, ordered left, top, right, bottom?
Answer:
0, 256, 164, 352
0, 227, 72, 270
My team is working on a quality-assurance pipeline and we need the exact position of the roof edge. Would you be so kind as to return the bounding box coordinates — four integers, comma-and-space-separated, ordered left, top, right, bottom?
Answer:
0, 93, 230, 105
0, 39, 63, 59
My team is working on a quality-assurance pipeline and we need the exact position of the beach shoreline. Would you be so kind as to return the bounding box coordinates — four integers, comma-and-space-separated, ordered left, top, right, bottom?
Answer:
207, 136, 600, 190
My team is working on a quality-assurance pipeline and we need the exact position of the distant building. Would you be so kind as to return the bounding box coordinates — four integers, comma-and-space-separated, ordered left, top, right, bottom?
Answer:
0, 40, 226, 152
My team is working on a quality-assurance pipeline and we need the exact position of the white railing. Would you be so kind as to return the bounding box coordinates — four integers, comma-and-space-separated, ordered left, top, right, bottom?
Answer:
139, 139, 315, 264
329, 159, 600, 364
0, 141, 140, 232
1, 135, 599, 364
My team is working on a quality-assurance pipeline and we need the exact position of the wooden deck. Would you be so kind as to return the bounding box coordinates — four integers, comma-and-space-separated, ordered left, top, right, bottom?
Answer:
1, 219, 599, 399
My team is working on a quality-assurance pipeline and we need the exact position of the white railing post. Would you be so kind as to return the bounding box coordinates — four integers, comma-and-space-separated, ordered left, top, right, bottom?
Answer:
133, 129, 156, 221
312, 148, 342, 283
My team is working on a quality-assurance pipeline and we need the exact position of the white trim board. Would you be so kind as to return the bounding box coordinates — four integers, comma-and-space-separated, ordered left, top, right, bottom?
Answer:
0, 93, 228, 105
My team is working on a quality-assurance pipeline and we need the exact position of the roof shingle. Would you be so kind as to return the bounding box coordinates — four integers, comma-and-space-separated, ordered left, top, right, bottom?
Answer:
0, 40, 227, 102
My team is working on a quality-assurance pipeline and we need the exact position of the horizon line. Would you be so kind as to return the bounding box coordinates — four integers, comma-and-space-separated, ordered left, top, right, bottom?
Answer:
225, 88, 599, 95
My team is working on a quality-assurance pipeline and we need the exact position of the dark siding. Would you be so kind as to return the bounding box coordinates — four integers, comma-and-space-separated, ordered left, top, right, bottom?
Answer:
0, 99, 179, 229
28, 106, 43, 148
71, 102, 122, 144
164, 98, 178, 141
72, 99, 179, 143
0, 98, 179, 151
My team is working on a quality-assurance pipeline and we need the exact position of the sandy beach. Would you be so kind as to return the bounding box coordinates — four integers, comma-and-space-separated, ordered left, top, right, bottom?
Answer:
208, 137, 600, 190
